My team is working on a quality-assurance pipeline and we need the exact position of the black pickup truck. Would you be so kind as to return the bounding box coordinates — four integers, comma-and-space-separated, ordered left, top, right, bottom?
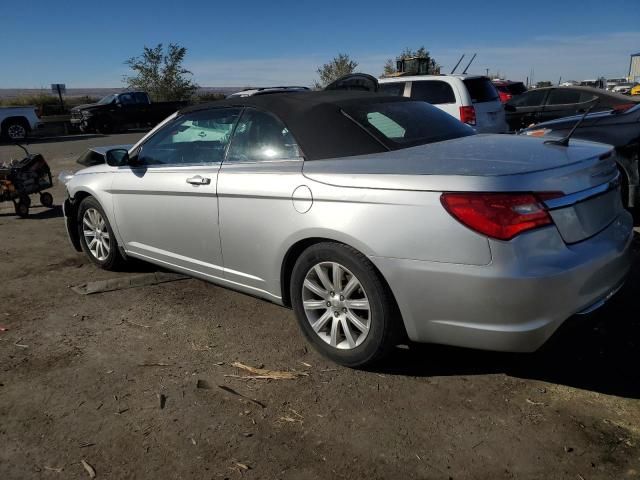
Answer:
70, 91, 187, 133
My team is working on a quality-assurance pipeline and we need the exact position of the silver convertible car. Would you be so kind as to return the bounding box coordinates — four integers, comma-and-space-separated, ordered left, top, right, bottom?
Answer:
61, 91, 633, 367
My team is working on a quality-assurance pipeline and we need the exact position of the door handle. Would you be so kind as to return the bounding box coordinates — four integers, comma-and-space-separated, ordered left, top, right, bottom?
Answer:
186, 175, 211, 185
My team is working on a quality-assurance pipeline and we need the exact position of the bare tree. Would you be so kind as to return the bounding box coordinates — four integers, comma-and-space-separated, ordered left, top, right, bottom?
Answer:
314, 53, 358, 89
124, 43, 198, 101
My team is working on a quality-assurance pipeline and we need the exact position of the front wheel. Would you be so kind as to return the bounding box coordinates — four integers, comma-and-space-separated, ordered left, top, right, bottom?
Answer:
77, 196, 123, 270
290, 242, 401, 367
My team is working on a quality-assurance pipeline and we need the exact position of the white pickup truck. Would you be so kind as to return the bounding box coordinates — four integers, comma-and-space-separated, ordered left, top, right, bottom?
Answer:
0, 107, 42, 141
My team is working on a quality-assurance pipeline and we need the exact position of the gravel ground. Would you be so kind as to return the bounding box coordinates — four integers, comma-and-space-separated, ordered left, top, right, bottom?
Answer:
1, 134, 639, 479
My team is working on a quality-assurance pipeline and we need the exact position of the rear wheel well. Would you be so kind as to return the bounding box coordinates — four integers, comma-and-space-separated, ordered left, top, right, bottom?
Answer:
281, 238, 408, 343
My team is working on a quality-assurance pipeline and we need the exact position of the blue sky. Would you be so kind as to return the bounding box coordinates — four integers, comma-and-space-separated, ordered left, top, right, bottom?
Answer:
1, 0, 638, 88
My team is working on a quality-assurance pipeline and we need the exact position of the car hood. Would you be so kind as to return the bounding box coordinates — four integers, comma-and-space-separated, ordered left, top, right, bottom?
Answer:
302, 134, 614, 193
71, 103, 101, 111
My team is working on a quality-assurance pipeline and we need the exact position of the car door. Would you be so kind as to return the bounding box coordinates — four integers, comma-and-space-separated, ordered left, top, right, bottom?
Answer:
116, 93, 139, 127
111, 107, 242, 279
506, 89, 549, 130
217, 107, 305, 298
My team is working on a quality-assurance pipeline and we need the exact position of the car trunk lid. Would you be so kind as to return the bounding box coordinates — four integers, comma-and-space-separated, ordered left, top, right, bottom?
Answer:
303, 135, 621, 244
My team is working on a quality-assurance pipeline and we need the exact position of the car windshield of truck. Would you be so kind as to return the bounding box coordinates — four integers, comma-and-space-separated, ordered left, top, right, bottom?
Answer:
343, 100, 475, 149
97, 94, 116, 105
463, 78, 499, 103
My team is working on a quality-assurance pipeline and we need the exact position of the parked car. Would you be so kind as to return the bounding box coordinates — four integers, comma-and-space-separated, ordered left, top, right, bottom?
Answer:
70, 92, 187, 133
631, 84, 640, 96
521, 103, 640, 210
612, 84, 634, 95
60, 91, 632, 367
505, 86, 639, 131
492, 80, 527, 103
227, 86, 310, 98
0, 106, 42, 141
378, 75, 508, 133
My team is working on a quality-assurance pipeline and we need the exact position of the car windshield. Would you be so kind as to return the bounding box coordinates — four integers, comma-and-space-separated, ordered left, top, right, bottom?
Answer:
343, 100, 475, 150
97, 94, 116, 105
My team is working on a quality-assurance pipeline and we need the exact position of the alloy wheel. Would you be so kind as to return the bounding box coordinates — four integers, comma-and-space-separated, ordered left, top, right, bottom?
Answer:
7, 124, 27, 140
82, 208, 110, 261
301, 262, 371, 349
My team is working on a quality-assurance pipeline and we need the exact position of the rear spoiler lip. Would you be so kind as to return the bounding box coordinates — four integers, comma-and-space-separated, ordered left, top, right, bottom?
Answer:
543, 173, 620, 210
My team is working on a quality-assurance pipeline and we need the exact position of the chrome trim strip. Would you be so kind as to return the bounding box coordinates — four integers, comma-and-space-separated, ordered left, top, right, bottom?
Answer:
544, 174, 620, 210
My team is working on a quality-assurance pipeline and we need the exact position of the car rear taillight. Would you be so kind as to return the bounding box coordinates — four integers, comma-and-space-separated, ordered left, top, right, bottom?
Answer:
441, 192, 556, 240
612, 103, 635, 113
459, 106, 476, 126
498, 91, 512, 103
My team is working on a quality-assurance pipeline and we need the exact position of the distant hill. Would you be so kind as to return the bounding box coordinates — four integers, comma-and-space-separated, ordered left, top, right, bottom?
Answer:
0, 86, 245, 100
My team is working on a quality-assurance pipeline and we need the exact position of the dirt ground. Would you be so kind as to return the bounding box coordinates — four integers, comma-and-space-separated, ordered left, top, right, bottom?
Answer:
1, 134, 639, 479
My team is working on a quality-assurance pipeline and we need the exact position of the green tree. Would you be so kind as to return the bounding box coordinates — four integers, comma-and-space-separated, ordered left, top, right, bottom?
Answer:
383, 47, 440, 76
314, 53, 358, 89
124, 43, 198, 101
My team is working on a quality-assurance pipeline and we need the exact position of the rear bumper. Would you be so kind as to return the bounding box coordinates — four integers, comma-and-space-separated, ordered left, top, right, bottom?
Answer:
371, 211, 634, 352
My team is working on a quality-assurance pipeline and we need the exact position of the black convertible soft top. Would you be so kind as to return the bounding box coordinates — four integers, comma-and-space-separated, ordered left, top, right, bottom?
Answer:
180, 91, 414, 160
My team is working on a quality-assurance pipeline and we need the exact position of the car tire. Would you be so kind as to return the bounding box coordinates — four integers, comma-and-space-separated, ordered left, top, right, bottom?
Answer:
40, 192, 54, 208
14, 196, 30, 217
2, 119, 29, 141
77, 196, 123, 270
290, 242, 402, 368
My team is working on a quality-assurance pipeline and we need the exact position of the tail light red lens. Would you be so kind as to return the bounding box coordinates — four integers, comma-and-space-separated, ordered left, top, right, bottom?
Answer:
459, 106, 476, 126
498, 91, 512, 103
612, 103, 634, 113
440, 192, 554, 240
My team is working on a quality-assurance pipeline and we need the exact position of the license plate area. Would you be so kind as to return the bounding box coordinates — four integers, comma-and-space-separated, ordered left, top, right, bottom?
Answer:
549, 188, 621, 244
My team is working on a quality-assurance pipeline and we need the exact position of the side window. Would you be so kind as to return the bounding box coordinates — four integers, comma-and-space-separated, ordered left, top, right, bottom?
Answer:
379, 82, 405, 96
510, 89, 547, 107
226, 108, 302, 162
119, 93, 135, 105
410, 81, 456, 104
578, 92, 597, 103
137, 108, 241, 166
133, 92, 148, 104
546, 89, 582, 105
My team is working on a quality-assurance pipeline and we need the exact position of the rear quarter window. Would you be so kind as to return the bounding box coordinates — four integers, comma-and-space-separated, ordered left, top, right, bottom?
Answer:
410, 81, 456, 104
343, 100, 474, 150
463, 78, 499, 103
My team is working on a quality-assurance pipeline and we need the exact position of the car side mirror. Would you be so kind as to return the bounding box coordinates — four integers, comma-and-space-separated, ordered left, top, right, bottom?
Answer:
105, 148, 130, 167
504, 104, 516, 112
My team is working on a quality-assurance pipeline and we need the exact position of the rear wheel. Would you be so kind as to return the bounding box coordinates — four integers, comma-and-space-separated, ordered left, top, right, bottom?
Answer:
290, 242, 401, 367
77, 196, 123, 270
